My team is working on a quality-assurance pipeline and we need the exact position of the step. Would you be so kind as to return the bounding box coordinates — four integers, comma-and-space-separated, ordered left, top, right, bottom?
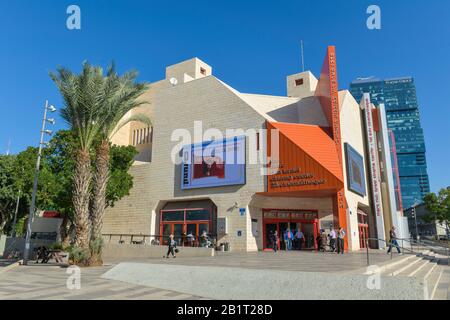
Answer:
386, 257, 423, 276
432, 268, 450, 300
371, 254, 417, 275
426, 265, 444, 300
382, 256, 422, 276
415, 261, 437, 280
407, 260, 430, 277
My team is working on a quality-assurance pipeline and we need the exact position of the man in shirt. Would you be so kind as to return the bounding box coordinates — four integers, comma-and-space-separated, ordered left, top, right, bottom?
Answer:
329, 229, 337, 252
387, 226, 402, 255
284, 228, 293, 251
337, 226, 346, 254
295, 229, 304, 250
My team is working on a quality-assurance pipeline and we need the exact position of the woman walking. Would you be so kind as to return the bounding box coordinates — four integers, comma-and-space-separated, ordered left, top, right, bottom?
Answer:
165, 234, 177, 258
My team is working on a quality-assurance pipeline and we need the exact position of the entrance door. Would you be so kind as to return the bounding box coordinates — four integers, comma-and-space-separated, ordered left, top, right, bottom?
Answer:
162, 223, 171, 244
302, 223, 315, 250
264, 223, 278, 250
279, 222, 289, 250
359, 224, 369, 249
173, 223, 184, 246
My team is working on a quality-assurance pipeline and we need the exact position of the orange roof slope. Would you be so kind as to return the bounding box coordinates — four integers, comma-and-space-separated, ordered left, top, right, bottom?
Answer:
269, 121, 343, 182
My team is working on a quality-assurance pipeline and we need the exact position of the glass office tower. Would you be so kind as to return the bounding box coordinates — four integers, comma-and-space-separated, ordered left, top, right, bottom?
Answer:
350, 77, 430, 210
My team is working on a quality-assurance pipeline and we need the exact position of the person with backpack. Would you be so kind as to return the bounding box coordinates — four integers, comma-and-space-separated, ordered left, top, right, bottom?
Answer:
165, 234, 177, 258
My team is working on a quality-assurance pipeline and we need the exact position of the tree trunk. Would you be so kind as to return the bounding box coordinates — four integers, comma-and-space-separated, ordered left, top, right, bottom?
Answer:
91, 139, 110, 243
60, 214, 71, 246
73, 149, 92, 250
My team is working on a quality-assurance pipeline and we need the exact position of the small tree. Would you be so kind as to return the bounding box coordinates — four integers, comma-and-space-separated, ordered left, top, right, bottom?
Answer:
423, 188, 450, 239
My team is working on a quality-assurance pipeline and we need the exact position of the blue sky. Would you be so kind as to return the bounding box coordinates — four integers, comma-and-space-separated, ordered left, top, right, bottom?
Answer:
1, 0, 449, 192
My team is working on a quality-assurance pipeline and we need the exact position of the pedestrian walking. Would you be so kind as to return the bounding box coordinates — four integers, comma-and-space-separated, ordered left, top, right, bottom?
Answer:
271, 230, 279, 253
387, 226, 402, 255
317, 229, 326, 252
165, 234, 177, 258
295, 228, 304, 250
284, 228, 293, 251
337, 226, 346, 254
329, 228, 337, 252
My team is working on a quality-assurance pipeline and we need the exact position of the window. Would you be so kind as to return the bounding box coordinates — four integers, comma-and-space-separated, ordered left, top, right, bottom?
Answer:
295, 78, 304, 86
162, 210, 184, 221
186, 209, 210, 221
132, 127, 152, 146
200, 67, 206, 75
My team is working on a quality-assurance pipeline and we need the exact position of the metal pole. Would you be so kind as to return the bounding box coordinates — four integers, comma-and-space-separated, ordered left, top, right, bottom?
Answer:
23, 100, 48, 265
11, 190, 21, 237
366, 239, 370, 266
413, 206, 419, 242
300, 40, 305, 72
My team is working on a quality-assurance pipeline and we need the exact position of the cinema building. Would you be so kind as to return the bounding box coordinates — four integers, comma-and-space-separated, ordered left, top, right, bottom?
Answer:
103, 46, 409, 252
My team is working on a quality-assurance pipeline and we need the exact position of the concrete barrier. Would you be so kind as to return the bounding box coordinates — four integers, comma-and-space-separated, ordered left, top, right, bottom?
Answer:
102, 243, 214, 260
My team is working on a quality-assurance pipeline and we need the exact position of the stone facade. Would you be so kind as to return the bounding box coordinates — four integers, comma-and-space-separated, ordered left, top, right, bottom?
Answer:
104, 57, 373, 252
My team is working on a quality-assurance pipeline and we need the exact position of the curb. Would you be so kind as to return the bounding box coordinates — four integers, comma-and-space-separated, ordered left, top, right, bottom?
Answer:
0, 259, 23, 274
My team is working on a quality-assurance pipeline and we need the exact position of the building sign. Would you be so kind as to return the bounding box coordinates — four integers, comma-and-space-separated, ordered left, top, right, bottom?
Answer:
344, 143, 366, 196
362, 93, 383, 218
181, 136, 246, 189
269, 164, 326, 189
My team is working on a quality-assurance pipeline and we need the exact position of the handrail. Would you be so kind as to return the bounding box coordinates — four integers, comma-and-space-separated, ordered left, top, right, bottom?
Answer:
102, 233, 219, 248
364, 237, 450, 266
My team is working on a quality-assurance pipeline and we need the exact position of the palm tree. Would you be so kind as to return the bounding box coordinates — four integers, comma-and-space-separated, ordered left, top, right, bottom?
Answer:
51, 62, 150, 257
50, 62, 105, 250
90, 65, 150, 253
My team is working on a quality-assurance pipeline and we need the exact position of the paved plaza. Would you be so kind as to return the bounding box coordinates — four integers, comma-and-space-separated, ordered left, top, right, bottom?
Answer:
0, 250, 448, 300
0, 263, 206, 300
127, 250, 400, 273
0, 250, 401, 300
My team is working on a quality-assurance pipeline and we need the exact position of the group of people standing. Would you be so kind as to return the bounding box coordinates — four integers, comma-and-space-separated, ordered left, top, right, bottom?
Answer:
270, 226, 346, 254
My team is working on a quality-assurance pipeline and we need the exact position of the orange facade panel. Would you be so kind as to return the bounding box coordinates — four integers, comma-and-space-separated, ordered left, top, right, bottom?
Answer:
266, 121, 344, 194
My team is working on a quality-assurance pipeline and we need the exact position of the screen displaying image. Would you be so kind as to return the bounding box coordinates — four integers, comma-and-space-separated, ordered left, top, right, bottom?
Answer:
181, 136, 246, 189
345, 143, 366, 196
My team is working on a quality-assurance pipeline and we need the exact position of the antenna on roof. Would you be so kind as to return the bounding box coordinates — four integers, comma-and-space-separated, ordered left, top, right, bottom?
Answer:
300, 40, 305, 72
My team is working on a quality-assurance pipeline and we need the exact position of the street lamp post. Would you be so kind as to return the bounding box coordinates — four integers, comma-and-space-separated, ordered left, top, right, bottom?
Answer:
23, 100, 56, 265
412, 205, 419, 241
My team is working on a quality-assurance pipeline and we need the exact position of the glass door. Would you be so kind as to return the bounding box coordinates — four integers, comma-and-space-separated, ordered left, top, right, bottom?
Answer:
173, 224, 184, 246
162, 223, 171, 245
279, 222, 289, 250
302, 223, 315, 250
198, 223, 209, 247
186, 223, 197, 246
264, 223, 278, 250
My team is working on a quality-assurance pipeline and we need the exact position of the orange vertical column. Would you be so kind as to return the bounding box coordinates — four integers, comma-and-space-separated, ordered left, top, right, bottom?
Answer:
317, 46, 348, 250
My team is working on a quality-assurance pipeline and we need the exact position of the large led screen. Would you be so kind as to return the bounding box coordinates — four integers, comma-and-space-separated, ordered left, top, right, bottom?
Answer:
181, 136, 246, 190
344, 143, 366, 196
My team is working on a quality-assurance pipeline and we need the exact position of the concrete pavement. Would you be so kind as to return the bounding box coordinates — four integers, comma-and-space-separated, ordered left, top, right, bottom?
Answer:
0, 263, 206, 300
